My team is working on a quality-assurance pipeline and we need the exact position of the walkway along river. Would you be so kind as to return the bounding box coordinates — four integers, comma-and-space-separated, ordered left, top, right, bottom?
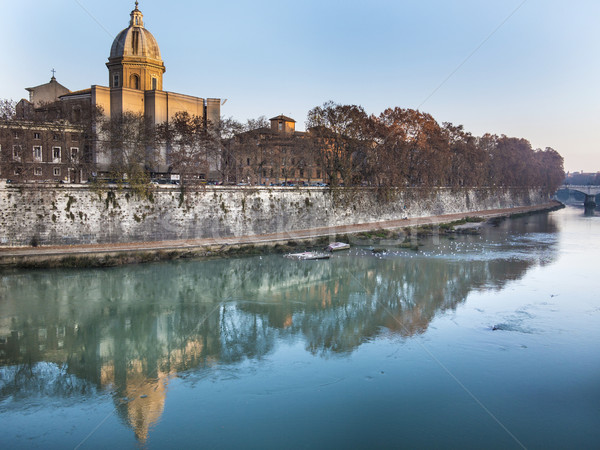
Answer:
0, 201, 560, 268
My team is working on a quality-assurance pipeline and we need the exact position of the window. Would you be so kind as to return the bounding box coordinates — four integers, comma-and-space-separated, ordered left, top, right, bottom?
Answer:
247, 158, 250, 166
14, 168, 22, 176
34, 167, 42, 176
53, 168, 61, 177
33, 146, 42, 161
53, 134, 59, 141
131, 74, 140, 90
71, 147, 79, 161
52, 147, 61, 163
278, 122, 283, 131
33, 132, 41, 140
13, 145, 21, 161
152, 77, 157, 90
13, 130, 19, 139
132, 30, 139, 54
113, 73, 120, 88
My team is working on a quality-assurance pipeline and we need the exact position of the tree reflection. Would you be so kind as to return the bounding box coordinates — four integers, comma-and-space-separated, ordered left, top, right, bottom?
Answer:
0, 214, 558, 442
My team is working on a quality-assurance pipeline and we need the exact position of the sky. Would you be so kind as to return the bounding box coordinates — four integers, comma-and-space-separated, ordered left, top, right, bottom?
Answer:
1, 0, 598, 172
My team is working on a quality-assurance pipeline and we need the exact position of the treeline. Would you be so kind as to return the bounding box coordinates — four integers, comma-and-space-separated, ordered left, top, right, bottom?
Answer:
1, 96, 565, 194
306, 101, 564, 193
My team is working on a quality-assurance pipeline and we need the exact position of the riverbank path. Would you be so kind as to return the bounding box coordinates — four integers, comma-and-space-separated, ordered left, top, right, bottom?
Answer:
0, 202, 561, 260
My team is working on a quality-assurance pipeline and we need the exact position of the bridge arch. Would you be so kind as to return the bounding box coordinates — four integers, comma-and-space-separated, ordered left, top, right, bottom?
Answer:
557, 185, 600, 207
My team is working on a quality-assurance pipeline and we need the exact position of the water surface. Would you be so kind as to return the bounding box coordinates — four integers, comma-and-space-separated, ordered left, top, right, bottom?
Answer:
1, 207, 599, 449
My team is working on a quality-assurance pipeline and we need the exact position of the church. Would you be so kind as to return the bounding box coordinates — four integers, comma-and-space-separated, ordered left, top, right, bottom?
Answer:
2, 1, 220, 181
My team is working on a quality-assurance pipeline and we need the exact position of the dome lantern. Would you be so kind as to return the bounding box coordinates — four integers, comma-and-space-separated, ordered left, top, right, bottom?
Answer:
130, 1, 144, 28
106, 1, 165, 91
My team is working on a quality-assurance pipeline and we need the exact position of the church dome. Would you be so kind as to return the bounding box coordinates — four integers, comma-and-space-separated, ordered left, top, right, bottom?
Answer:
109, 2, 162, 62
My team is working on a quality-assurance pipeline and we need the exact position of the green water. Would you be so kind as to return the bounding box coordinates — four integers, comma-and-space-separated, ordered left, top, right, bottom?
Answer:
0, 207, 599, 449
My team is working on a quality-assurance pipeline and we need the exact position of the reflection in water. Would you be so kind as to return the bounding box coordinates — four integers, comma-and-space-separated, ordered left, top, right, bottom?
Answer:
0, 213, 559, 443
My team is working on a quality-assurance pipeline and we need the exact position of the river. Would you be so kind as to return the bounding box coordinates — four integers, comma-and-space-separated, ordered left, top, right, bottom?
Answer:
0, 206, 598, 449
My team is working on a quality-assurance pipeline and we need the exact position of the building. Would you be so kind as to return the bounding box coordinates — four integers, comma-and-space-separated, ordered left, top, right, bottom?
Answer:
0, 119, 89, 183
1, 1, 220, 182
230, 115, 325, 185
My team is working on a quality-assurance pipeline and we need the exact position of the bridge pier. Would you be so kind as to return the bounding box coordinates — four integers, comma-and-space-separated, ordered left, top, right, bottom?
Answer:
584, 194, 596, 208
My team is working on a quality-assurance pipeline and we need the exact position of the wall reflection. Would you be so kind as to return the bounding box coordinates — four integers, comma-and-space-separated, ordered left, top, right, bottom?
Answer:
0, 214, 558, 443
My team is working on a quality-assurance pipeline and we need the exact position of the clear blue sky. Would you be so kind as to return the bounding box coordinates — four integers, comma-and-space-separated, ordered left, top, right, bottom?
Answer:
1, 0, 598, 172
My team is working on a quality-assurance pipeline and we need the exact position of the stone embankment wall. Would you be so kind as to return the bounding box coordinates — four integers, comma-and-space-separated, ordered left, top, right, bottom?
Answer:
0, 185, 548, 247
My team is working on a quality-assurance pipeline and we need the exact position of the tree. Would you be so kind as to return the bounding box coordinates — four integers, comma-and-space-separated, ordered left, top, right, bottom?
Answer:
99, 112, 157, 194
245, 116, 269, 131
374, 108, 449, 187
486, 136, 535, 187
156, 111, 212, 186
209, 116, 244, 184
534, 147, 564, 193
306, 101, 371, 187
0, 99, 16, 119
443, 122, 487, 187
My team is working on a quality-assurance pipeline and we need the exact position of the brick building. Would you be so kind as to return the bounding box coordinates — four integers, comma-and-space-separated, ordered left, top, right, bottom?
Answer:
0, 118, 90, 183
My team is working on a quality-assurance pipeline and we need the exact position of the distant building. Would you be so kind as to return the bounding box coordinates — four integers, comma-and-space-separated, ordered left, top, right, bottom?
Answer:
26, 76, 70, 108
564, 171, 600, 185
230, 115, 325, 185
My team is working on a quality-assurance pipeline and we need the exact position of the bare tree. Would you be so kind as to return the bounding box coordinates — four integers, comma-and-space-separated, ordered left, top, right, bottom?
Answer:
245, 116, 269, 131
0, 99, 16, 119
99, 112, 157, 195
208, 116, 244, 184
155, 111, 213, 186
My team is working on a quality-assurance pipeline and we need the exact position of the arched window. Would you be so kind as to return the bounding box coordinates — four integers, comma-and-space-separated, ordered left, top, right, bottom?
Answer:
130, 74, 140, 90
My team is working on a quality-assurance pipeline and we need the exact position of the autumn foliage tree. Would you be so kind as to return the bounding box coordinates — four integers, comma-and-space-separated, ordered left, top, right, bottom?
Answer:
301, 101, 564, 193
306, 102, 371, 187
373, 108, 449, 187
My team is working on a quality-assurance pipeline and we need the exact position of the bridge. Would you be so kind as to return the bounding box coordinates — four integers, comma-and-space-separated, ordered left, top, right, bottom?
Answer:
558, 185, 600, 207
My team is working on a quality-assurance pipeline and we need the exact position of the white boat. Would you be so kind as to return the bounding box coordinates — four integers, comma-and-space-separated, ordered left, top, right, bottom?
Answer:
327, 242, 350, 252
284, 252, 331, 260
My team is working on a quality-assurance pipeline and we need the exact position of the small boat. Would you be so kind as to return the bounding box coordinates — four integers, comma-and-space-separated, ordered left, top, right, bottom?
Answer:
327, 242, 350, 252
284, 252, 331, 260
